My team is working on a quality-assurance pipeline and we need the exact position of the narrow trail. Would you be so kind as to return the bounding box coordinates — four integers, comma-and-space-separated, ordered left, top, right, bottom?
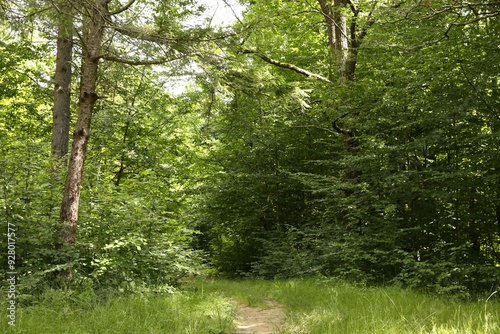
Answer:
231, 299, 286, 334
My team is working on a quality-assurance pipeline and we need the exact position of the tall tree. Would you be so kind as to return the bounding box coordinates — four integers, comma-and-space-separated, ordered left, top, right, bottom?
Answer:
318, 0, 349, 79
192, 0, 500, 292
51, 6, 73, 158
51, 6, 73, 160
58, 0, 106, 258
56, 0, 215, 277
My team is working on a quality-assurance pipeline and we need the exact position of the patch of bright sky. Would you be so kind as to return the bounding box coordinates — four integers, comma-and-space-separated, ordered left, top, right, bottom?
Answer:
163, 0, 245, 95
198, 0, 244, 27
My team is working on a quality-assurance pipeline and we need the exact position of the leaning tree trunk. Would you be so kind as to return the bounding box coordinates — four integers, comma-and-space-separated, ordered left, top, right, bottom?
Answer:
58, 0, 106, 278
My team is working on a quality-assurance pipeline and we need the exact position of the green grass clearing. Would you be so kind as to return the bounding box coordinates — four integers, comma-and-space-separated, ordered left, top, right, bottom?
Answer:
3, 288, 235, 334
193, 278, 500, 334
3, 279, 499, 333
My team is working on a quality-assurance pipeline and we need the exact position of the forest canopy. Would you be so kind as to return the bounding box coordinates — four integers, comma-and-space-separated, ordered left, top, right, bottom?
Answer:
0, 0, 499, 299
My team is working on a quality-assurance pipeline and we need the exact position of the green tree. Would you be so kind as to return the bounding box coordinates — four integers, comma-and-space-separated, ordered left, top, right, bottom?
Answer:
0, 31, 58, 294
192, 0, 500, 294
53, 0, 215, 278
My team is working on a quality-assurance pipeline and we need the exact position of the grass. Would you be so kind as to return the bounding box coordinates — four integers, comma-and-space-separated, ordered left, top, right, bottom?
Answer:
194, 278, 500, 334
4, 288, 235, 333
3, 279, 499, 333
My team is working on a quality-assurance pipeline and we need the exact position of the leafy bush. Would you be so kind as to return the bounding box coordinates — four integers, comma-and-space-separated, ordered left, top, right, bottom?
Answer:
250, 228, 321, 279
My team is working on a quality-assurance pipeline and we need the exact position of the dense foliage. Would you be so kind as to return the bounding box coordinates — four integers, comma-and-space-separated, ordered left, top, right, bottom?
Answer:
0, 35, 202, 297
191, 0, 500, 296
0, 0, 499, 300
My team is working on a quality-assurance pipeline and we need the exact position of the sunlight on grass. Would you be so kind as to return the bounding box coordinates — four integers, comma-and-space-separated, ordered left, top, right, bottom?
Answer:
197, 278, 500, 334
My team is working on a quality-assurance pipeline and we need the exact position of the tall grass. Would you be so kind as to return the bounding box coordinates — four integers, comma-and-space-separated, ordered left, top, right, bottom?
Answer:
3, 288, 235, 333
4, 279, 499, 333
198, 279, 500, 334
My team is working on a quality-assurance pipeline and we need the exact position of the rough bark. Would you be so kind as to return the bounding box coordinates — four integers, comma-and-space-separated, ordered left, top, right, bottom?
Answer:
333, 0, 349, 80
51, 17, 72, 159
495, 169, 500, 261
53, 0, 211, 278
318, 0, 374, 81
318, 0, 336, 54
59, 0, 106, 277
318, 0, 349, 80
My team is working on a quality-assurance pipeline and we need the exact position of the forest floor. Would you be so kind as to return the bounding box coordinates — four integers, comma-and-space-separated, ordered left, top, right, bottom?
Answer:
232, 299, 286, 334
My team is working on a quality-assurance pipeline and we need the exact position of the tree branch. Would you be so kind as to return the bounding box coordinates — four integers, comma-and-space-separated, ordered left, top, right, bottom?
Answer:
109, 0, 136, 16
403, 1, 500, 22
113, 26, 176, 45
221, 0, 243, 25
315, 1, 350, 41
456, 54, 500, 121
112, 24, 235, 51
331, 109, 360, 137
359, 1, 377, 41
99, 54, 184, 65
345, 0, 359, 15
243, 50, 331, 83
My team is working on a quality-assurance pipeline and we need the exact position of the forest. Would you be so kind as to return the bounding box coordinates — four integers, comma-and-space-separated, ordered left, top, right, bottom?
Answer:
1, 0, 500, 332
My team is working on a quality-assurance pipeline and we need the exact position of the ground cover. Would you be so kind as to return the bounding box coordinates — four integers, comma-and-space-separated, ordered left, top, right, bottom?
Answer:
196, 279, 500, 334
3, 278, 499, 333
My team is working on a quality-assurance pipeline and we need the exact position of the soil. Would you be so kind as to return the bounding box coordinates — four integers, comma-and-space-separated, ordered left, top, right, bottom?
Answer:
230, 299, 286, 334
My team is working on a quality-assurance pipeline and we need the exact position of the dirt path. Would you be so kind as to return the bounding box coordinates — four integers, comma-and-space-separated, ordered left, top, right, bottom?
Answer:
231, 299, 286, 334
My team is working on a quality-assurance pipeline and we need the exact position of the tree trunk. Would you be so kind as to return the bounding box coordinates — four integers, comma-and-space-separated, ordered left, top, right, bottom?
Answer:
51, 16, 72, 159
58, 0, 106, 277
318, 0, 349, 81
318, 0, 373, 81
332, 0, 348, 80
317, 0, 336, 55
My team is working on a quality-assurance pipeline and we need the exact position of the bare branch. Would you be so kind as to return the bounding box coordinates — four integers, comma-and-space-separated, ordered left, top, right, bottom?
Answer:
332, 110, 358, 136
316, 0, 350, 41
221, 0, 243, 25
109, 0, 136, 16
99, 54, 183, 65
243, 49, 332, 83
